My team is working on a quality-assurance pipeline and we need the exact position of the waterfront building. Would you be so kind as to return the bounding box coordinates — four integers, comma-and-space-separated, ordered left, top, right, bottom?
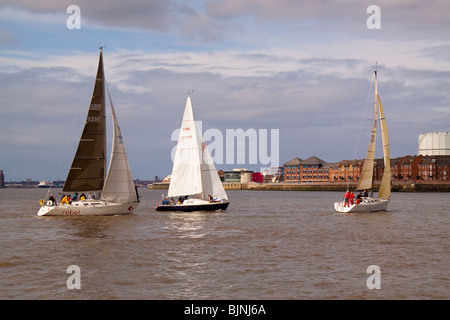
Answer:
329, 159, 363, 182
283, 157, 302, 182
282, 154, 450, 184
223, 168, 253, 183
418, 155, 450, 181
261, 167, 284, 183
283, 156, 332, 183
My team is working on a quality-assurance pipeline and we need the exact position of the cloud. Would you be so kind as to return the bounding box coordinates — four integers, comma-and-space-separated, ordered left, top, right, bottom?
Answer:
0, 0, 174, 29
205, 0, 450, 37
2, 46, 449, 180
0, 0, 239, 42
1, 1, 449, 180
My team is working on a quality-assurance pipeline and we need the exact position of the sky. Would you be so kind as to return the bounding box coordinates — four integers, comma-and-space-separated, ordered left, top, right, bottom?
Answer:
0, 0, 449, 182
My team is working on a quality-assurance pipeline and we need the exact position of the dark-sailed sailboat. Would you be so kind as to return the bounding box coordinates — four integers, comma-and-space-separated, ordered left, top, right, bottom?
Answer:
38, 48, 139, 216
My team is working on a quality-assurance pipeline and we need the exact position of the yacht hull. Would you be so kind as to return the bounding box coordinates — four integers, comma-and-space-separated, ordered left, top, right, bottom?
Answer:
156, 200, 229, 212
334, 197, 389, 213
38, 200, 139, 216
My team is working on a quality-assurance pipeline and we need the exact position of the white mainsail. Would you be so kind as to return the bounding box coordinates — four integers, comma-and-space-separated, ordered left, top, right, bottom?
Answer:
100, 86, 138, 203
168, 95, 228, 200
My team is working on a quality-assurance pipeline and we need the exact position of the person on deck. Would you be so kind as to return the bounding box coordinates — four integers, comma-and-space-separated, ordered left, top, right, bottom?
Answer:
61, 195, 69, 205
356, 193, 362, 205
349, 191, 355, 205
344, 190, 351, 207
49, 194, 56, 206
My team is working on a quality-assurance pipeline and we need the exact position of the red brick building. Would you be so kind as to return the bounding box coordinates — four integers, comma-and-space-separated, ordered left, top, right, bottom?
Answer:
283, 155, 450, 183
283, 156, 332, 183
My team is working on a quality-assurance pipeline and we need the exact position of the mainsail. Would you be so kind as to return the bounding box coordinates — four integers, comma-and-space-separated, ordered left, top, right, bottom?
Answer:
63, 50, 106, 192
168, 95, 228, 200
356, 74, 378, 192
100, 86, 138, 203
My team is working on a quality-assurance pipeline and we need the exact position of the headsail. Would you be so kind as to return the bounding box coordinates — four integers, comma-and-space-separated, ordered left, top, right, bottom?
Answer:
201, 136, 228, 200
377, 93, 391, 199
63, 49, 106, 192
100, 86, 138, 203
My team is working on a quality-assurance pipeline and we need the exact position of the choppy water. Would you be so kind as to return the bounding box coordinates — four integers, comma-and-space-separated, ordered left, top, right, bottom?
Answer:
0, 188, 448, 300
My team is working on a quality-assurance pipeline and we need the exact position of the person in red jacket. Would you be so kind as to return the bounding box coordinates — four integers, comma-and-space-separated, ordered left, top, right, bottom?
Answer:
349, 191, 355, 205
344, 190, 351, 207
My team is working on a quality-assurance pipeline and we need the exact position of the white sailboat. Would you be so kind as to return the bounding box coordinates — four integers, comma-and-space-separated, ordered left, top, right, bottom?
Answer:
334, 69, 390, 213
38, 48, 139, 216
156, 94, 230, 212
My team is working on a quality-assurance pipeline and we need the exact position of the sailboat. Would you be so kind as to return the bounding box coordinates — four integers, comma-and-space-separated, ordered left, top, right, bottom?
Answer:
155, 94, 230, 212
38, 48, 139, 216
334, 69, 390, 213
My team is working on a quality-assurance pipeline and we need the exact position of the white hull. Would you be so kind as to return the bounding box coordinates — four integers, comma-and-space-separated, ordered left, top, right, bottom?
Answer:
38, 200, 139, 216
334, 197, 389, 213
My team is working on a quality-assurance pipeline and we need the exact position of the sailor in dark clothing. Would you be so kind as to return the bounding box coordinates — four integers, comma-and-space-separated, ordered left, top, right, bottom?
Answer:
48, 194, 57, 206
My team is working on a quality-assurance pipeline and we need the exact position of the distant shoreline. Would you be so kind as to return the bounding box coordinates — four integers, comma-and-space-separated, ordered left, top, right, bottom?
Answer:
148, 181, 450, 192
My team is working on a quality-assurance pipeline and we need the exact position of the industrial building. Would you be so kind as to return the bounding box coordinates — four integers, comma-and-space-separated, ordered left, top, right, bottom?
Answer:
418, 132, 450, 156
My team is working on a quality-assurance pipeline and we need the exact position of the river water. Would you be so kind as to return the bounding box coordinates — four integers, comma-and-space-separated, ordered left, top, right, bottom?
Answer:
0, 188, 448, 300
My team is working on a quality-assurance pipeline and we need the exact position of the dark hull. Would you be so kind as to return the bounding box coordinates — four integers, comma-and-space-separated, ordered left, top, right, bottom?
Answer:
156, 201, 230, 212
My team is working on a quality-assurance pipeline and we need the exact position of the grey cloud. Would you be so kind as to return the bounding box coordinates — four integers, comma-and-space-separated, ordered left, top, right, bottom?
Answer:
1, 50, 449, 180
2, 0, 449, 44
206, 0, 450, 40
0, 0, 239, 42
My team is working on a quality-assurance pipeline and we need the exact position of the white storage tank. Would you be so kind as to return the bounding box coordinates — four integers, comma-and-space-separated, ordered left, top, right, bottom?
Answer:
418, 131, 450, 156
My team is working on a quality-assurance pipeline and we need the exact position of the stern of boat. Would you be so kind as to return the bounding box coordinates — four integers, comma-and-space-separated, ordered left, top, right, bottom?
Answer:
334, 201, 354, 213
38, 205, 56, 216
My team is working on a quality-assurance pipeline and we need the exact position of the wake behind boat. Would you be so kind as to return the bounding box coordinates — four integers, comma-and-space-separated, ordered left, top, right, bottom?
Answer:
38, 48, 139, 216
334, 69, 391, 213
156, 94, 230, 212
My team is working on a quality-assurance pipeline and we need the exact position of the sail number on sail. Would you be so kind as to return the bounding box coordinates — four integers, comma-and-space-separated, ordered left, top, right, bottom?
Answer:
87, 116, 101, 123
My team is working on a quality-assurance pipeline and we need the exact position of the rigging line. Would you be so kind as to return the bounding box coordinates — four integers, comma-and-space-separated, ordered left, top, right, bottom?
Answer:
43, 81, 90, 201
347, 74, 375, 190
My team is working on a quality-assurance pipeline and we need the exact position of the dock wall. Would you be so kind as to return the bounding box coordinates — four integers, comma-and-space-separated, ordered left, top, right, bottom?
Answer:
148, 181, 450, 192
